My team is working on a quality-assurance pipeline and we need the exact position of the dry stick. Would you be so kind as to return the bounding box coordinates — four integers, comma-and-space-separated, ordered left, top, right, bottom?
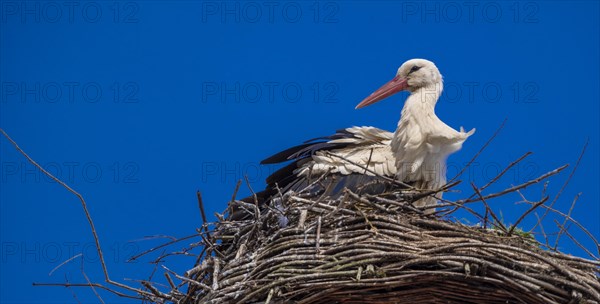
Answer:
433, 197, 485, 222
128, 234, 199, 262
557, 221, 599, 260
225, 179, 243, 217
449, 118, 507, 183
297, 167, 334, 196
265, 288, 275, 304
79, 258, 105, 304
186, 259, 209, 278
164, 272, 176, 290
200, 233, 225, 259
553, 193, 581, 250
458, 165, 568, 205
537, 204, 600, 257
444, 152, 533, 215
231, 179, 243, 202
316, 216, 322, 254
535, 140, 587, 231
212, 257, 221, 290
141, 281, 170, 300
507, 196, 548, 237
162, 265, 212, 292
534, 212, 552, 251
483, 208, 489, 230
0, 128, 155, 299
514, 189, 553, 249
81, 263, 106, 304
370, 195, 423, 214
193, 191, 211, 272
345, 190, 379, 230
409, 180, 461, 203
32, 282, 144, 300
139, 254, 163, 298
481, 152, 533, 192
49, 253, 83, 276
243, 176, 262, 225
286, 171, 335, 220
152, 248, 197, 264
364, 148, 374, 175
64, 275, 83, 304
185, 246, 208, 304
197, 191, 209, 235
471, 182, 507, 233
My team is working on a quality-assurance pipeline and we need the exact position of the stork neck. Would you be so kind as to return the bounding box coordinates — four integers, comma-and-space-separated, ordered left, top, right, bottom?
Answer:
406, 82, 443, 110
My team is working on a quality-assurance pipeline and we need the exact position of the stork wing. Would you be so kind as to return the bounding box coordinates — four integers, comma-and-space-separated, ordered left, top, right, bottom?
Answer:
262, 126, 397, 194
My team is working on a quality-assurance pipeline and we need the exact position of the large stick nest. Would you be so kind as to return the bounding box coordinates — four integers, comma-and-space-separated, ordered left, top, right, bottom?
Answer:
5, 126, 598, 303
186, 185, 600, 304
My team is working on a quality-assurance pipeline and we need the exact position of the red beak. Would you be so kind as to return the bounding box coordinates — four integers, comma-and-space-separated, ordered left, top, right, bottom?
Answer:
355, 75, 409, 109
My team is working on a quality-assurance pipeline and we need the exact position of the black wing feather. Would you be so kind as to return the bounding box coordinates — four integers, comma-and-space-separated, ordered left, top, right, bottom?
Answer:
260, 143, 315, 165
261, 129, 357, 164
288, 142, 348, 160
303, 129, 355, 143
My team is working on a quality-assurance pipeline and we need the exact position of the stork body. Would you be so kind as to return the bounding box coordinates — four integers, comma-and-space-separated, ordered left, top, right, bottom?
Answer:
231, 59, 474, 220
387, 68, 474, 207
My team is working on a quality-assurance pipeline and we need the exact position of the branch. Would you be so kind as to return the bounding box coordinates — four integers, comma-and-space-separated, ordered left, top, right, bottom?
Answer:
449, 118, 506, 182
535, 140, 588, 231
1, 128, 154, 299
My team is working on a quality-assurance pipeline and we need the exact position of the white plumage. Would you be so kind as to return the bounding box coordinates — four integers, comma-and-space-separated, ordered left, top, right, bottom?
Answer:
296, 126, 396, 178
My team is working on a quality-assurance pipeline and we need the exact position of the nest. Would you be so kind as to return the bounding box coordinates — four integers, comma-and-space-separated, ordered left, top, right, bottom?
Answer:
6, 125, 597, 303
185, 186, 600, 304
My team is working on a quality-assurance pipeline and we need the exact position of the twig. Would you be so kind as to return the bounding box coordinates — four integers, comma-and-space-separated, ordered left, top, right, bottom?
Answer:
458, 165, 568, 205
444, 152, 532, 215
409, 180, 461, 203
449, 118, 506, 182
164, 272, 176, 290
49, 254, 83, 276
483, 208, 489, 230
197, 191, 209, 234
64, 275, 83, 304
297, 168, 334, 196
162, 265, 212, 292
316, 216, 322, 254
212, 258, 220, 290
556, 220, 599, 260
32, 282, 143, 300
534, 212, 552, 251
81, 259, 105, 304
128, 234, 199, 262
364, 148, 374, 175
434, 197, 485, 222
536, 204, 600, 257
507, 196, 548, 236
226, 180, 243, 217
231, 179, 243, 202
480, 152, 533, 192
535, 140, 587, 230
141, 281, 170, 300
554, 193, 581, 250
471, 182, 507, 233
0, 128, 154, 299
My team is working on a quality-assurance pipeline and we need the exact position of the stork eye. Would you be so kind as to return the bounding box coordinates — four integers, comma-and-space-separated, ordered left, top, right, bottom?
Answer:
409, 65, 421, 74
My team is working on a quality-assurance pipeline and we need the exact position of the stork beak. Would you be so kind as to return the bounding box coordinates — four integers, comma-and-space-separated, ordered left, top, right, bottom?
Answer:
355, 75, 409, 109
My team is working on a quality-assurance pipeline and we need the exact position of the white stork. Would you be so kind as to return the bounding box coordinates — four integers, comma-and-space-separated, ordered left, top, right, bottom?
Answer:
235, 59, 474, 219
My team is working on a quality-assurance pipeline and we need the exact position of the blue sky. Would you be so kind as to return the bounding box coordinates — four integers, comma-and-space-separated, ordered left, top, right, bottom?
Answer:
1, 1, 599, 303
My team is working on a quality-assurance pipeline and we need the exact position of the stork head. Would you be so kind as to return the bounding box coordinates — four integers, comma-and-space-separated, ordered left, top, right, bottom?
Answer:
356, 59, 442, 109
